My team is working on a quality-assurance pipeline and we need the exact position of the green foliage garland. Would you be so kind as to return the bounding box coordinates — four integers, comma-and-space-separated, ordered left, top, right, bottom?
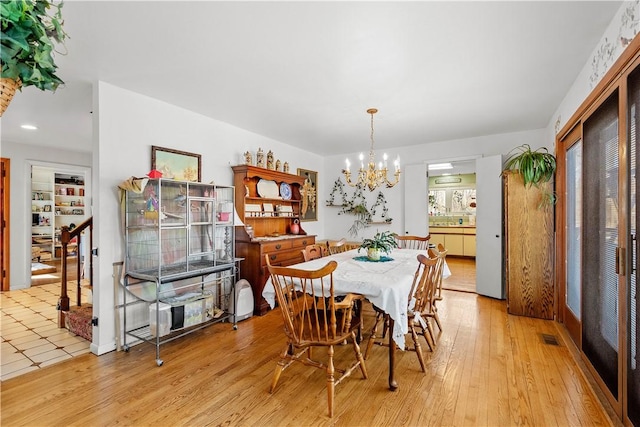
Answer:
327, 178, 393, 236
326, 178, 348, 206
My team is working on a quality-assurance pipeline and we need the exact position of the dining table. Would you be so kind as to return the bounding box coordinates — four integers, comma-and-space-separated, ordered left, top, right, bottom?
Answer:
262, 247, 429, 390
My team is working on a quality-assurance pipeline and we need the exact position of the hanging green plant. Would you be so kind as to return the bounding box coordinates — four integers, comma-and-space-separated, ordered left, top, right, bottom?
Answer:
502, 144, 557, 206
1, 0, 68, 90
343, 203, 371, 237
502, 144, 556, 186
1, 0, 69, 115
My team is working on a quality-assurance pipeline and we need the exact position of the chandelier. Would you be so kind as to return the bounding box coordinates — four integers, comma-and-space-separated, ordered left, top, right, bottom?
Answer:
343, 108, 400, 191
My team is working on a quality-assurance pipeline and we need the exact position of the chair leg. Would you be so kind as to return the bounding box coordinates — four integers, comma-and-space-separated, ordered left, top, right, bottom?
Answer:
326, 345, 336, 417
270, 359, 287, 393
355, 299, 363, 343
351, 333, 368, 379
409, 324, 426, 372
425, 317, 436, 347
433, 311, 442, 332
364, 311, 385, 359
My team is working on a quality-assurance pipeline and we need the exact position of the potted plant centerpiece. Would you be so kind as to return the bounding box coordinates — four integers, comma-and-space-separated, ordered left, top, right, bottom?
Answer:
358, 231, 398, 261
0, 0, 68, 116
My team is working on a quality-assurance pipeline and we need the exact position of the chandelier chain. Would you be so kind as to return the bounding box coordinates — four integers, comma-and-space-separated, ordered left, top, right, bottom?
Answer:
369, 111, 376, 162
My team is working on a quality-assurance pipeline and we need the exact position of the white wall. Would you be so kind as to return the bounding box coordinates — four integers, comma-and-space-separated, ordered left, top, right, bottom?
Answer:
547, 1, 640, 142
92, 82, 324, 354
321, 128, 547, 241
1, 141, 91, 289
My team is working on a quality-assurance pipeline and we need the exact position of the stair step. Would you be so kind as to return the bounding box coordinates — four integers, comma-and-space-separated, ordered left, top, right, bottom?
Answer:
64, 305, 93, 342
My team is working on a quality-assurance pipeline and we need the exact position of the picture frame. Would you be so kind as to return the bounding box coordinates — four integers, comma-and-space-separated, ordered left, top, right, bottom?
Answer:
43, 205, 51, 212
151, 145, 201, 182
297, 168, 318, 222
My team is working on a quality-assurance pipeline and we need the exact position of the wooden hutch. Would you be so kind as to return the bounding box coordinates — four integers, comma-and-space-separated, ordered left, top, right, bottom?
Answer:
232, 165, 315, 315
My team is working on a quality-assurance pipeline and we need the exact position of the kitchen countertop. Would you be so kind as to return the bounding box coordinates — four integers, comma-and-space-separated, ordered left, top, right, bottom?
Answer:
429, 225, 476, 228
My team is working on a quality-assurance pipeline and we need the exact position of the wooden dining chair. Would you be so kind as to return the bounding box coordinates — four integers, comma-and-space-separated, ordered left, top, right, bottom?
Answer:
301, 243, 328, 261
364, 254, 438, 373
433, 244, 448, 301
393, 234, 431, 250
327, 238, 349, 255
427, 248, 446, 331
265, 256, 368, 417
301, 243, 363, 338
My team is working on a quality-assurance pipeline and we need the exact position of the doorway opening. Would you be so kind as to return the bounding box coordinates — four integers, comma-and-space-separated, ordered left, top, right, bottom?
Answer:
427, 159, 477, 294
29, 162, 90, 287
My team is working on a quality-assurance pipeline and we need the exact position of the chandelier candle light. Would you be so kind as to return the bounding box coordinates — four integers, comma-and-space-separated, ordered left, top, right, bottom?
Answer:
343, 108, 400, 191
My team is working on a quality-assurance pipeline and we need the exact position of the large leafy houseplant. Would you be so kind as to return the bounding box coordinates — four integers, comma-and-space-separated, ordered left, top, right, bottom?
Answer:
358, 231, 398, 261
0, 0, 68, 115
502, 144, 557, 206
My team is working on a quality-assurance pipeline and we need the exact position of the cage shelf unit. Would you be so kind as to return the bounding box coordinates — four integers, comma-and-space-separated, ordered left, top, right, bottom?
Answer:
121, 179, 237, 366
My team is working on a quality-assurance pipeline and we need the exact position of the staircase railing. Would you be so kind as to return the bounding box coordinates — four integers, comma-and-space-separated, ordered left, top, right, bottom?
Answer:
57, 216, 93, 328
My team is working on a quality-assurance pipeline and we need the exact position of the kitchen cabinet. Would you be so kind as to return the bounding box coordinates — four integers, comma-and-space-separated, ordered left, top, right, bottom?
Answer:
429, 226, 476, 257
463, 235, 476, 257
445, 234, 464, 256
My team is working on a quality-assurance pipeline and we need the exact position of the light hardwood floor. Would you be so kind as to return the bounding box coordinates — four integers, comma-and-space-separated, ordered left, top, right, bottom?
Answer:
442, 257, 476, 293
1, 290, 616, 426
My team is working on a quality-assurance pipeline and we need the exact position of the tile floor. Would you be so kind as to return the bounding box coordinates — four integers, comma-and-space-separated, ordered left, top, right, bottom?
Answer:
1, 282, 91, 381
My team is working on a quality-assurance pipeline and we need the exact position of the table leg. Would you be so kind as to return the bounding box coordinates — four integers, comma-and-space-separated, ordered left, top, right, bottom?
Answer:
388, 315, 398, 391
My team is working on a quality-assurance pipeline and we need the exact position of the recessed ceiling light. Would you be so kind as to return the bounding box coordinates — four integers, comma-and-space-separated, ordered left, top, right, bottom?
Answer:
428, 162, 453, 170
21, 124, 38, 130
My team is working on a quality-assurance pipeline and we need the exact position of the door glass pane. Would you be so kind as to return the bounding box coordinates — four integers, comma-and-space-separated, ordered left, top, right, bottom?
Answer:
628, 66, 640, 426
583, 91, 619, 398
566, 141, 582, 319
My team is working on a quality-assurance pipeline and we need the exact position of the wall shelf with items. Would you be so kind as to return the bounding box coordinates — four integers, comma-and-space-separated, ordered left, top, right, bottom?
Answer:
232, 165, 307, 236
53, 173, 86, 259
232, 165, 316, 315
30, 164, 90, 284
31, 170, 55, 262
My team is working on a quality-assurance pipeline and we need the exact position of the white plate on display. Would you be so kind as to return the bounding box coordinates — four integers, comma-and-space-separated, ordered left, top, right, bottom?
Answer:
280, 182, 292, 200
256, 179, 280, 198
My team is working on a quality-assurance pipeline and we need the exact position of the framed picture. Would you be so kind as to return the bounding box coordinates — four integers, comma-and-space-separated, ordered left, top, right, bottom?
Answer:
151, 145, 201, 182
297, 168, 318, 222
43, 205, 52, 212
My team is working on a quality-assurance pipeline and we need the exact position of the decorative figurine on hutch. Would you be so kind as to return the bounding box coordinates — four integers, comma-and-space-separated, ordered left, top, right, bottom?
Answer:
256, 148, 265, 168
244, 151, 253, 165
276, 159, 282, 171
283, 162, 290, 173
267, 150, 275, 170
290, 218, 300, 235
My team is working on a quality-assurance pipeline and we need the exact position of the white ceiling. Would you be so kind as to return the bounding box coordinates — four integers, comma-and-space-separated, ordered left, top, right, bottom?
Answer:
0, 1, 622, 156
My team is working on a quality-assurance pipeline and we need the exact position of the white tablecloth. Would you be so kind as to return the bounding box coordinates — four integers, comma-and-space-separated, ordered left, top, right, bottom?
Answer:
263, 248, 429, 350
